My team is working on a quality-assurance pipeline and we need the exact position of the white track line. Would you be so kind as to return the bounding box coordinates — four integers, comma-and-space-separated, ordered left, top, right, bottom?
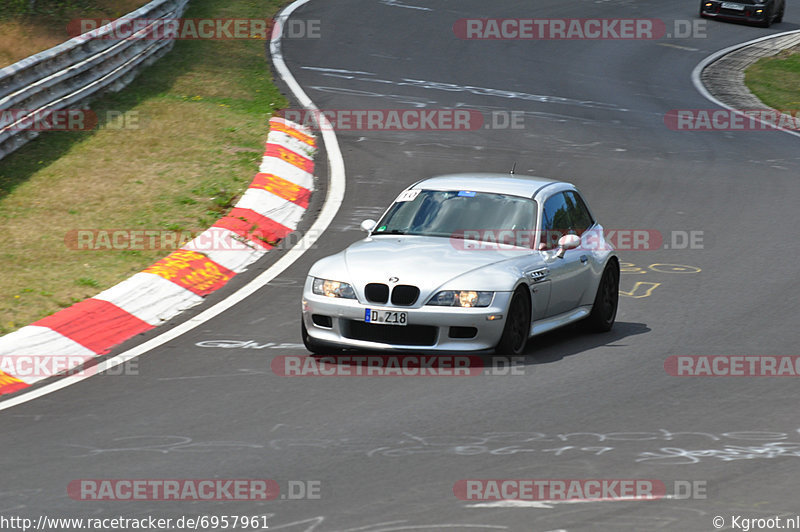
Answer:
0, 0, 345, 411
465, 495, 677, 509
691, 29, 800, 140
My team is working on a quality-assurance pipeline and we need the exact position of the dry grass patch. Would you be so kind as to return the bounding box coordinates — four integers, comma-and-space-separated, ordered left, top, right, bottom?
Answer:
0, 0, 290, 334
0, 20, 64, 66
0, 1, 149, 67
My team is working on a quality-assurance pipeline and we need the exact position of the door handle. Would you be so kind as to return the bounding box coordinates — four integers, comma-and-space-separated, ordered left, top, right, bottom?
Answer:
580, 255, 588, 264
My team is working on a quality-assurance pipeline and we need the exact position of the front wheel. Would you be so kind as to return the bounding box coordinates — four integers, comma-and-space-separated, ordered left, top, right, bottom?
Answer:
302, 318, 346, 355
774, 6, 784, 23
495, 288, 531, 356
301, 319, 322, 354
584, 261, 619, 333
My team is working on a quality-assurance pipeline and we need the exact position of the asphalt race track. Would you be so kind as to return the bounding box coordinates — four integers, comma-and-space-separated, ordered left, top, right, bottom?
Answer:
2, 1, 800, 530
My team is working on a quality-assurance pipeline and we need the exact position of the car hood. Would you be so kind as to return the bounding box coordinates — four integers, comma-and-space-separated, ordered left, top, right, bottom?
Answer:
335, 235, 531, 301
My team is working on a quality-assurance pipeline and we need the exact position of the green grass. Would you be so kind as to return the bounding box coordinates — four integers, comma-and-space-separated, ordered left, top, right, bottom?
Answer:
745, 47, 800, 112
0, 0, 291, 334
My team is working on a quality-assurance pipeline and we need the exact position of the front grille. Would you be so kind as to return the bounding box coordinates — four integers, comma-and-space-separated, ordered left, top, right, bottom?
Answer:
391, 285, 420, 306
365, 283, 389, 303
342, 320, 437, 346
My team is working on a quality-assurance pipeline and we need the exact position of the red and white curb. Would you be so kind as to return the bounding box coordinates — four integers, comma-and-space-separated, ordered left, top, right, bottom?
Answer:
0, 117, 316, 395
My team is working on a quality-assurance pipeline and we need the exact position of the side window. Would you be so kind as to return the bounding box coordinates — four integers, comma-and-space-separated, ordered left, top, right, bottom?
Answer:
563, 190, 594, 235
541, 192, 573, 249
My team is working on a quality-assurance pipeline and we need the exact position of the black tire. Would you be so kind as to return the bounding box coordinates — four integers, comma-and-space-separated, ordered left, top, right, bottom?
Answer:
300, 318, 333, 354
301, 319, 321, 354
584, 261, 619, 333
774, 5, 784, 23
302, 319, 346, 355
495, 288, 531, 357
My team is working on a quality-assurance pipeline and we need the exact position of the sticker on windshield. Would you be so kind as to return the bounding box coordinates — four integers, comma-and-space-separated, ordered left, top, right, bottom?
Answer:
396, 189, 421, 202
458, 191, 476, 197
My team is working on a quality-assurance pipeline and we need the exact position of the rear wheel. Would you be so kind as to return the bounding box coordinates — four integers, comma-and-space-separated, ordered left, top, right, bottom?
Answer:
584, 261, 619, 333
495, 288, 531, 357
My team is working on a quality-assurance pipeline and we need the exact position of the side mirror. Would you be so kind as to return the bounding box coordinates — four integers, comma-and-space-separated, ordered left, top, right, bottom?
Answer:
555, 234, 580, 259
360, 219, 377, 233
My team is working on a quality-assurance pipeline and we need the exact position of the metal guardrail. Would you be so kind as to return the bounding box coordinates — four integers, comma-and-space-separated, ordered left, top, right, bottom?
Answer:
0, 0, 190, 160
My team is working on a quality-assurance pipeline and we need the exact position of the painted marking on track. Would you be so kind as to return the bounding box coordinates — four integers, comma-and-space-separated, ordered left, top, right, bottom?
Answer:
302, 67, 629, 112
465, 494, 677, 509
380, 0, 433, 11
649, 263, 701, 274
656, 42, 699, 52
619, 281, 661, 299
620, 262, 648, 275
618, 262, 701, 298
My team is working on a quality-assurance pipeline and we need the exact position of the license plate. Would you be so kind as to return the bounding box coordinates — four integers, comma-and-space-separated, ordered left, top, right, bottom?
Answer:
365, 309, 407, 326
721, 2, 744, 10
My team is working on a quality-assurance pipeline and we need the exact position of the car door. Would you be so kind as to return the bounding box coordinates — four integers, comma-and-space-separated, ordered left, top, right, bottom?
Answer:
538, 190, 594, 317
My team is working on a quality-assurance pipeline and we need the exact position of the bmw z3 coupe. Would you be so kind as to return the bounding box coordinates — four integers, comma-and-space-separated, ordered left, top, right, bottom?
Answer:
301, 173, 620, 356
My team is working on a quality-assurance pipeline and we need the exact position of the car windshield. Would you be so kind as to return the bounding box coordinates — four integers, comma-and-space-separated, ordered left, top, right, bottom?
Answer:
373, 189, 537, 246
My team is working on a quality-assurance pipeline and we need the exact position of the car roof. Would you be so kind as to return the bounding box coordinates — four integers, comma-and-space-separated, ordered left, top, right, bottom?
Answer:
411, 173, 567, 199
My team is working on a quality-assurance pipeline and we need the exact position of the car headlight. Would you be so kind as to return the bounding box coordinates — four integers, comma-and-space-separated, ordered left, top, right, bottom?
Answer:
426, 290, 494, 308
312, 278, 356, 299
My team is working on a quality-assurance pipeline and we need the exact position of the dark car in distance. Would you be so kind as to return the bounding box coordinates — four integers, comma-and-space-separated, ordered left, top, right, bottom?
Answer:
700, 0, 785, 27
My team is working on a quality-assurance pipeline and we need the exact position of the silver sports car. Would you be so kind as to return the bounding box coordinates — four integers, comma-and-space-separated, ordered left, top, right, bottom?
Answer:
301, 173, 619, 356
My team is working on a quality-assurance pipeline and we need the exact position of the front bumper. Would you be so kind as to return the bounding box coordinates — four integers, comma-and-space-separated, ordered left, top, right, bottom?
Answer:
701, 3, 771, 24
302, 289, 513, 352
